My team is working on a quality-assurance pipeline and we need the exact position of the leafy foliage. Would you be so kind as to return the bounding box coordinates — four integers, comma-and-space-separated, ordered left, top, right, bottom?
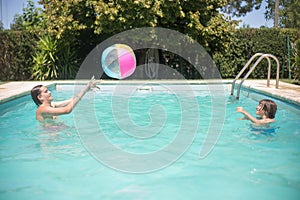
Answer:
36, 0, 237, 80
2, 0, 299, 81
213, 28, 300, 80
32, 35, 59, 80
0, 22, 4, 31
223, 0, 263, 17
293, 39, 300, 80
40, 0, 236, 54
265, 0, 300, 28
0, 31, 37, 80
11, 0, 45, 31
224, 0, 300, 28
1, 27, 299, 81
32, 35, 79, 80
8, 0, 79, 80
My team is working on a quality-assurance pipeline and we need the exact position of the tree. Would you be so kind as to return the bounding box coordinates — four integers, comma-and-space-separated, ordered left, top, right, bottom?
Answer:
11, 0, 44, 31
0, 21, 3, 31
224, 0, 300, 28
283, 0, 300, 28
11, 14, 25, 30
265, 0, 300, 28
39, 0, 236, 54
274, 0, 279, 27
222, 0, 263, 17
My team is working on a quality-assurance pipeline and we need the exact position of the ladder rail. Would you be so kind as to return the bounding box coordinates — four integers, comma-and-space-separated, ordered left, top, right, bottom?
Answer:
267, 54, 280, 88
230, 53, 264, 95
235, 53, 280, 99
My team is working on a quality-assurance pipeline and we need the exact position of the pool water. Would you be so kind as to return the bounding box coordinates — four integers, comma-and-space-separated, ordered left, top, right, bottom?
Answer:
0, 85, 299, 199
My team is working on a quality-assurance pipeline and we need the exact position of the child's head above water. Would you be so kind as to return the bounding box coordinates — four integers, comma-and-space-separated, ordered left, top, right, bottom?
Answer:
236, 99, 277, 125
256, 99, 277, 119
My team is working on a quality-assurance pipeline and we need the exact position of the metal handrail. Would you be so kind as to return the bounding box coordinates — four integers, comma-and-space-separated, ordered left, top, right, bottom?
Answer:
231, 53, 280, 100
231, 53, 264, 95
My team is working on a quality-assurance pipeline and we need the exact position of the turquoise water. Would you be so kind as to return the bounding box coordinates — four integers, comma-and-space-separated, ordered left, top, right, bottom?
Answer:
0, 86, 299, 199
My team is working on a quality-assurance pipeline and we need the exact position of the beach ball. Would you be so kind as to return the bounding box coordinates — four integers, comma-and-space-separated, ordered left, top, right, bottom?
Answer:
101, 44, 136, 79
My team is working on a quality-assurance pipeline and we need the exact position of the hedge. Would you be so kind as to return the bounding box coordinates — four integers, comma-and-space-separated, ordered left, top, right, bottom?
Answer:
0, 28, 299, 81
213, 28, 300, 80
0, 31, 37, 81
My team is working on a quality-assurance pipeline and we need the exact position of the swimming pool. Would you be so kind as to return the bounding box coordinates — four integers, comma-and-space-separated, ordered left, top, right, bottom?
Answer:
0, 83, 299, 199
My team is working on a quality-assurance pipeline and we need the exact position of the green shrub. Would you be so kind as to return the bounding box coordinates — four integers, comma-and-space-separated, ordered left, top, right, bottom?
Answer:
214, 28, 300, 80
32, 35, 79, 80
32, 35, 59, 80
1, 28, 299, 81
293, 39, 300, 80
0, 31, 37, 81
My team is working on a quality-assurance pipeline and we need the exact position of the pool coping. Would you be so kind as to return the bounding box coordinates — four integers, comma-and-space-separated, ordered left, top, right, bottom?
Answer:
0, 79, 299, 106
239, 79, 300, 107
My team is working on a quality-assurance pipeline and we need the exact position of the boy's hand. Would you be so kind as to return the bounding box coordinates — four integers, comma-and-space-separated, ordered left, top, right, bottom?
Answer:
236, 107, 245, 113
88, 76, 97, 89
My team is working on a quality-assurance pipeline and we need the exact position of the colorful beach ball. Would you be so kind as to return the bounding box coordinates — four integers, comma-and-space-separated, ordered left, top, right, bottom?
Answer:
101, 44, 136, 79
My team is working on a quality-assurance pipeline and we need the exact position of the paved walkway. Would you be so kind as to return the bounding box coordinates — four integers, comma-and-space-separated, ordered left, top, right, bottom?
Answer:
0, 81, 56, 103
0, 80, 300, 106
240, 79, 300, 106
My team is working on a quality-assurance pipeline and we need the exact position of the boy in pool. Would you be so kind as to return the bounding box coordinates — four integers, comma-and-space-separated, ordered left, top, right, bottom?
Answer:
236, 99, 277, 125
31, 76, 97, 121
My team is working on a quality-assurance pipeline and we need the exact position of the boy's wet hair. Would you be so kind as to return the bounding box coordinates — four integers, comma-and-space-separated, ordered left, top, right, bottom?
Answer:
31, 85, 43, 106
259, 99, 277, 119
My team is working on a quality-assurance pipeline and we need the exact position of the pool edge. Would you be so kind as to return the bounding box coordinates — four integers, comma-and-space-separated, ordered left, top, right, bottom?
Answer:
0, 80, 299, 107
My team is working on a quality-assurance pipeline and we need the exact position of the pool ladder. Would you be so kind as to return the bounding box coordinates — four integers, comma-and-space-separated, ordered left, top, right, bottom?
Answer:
231, 53, 280, 100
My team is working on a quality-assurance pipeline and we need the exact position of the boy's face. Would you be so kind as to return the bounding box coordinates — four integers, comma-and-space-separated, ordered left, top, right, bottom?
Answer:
255, 103, 264, 116
38, 86, 53, 103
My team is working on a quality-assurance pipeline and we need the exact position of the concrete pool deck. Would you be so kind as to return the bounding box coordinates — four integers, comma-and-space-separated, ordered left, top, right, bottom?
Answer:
0, 80, 300, 106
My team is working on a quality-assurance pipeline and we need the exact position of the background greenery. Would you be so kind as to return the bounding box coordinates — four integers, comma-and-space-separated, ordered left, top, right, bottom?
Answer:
1, 28, 299, 81
0, 31, 37, 80
214, 28, 300, 80
0, 0, 299, 81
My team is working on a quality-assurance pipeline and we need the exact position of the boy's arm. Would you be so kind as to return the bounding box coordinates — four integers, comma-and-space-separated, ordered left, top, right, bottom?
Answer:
51, 99, 73, 108
236, 107, 261, 124
51, 76, 97, 108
